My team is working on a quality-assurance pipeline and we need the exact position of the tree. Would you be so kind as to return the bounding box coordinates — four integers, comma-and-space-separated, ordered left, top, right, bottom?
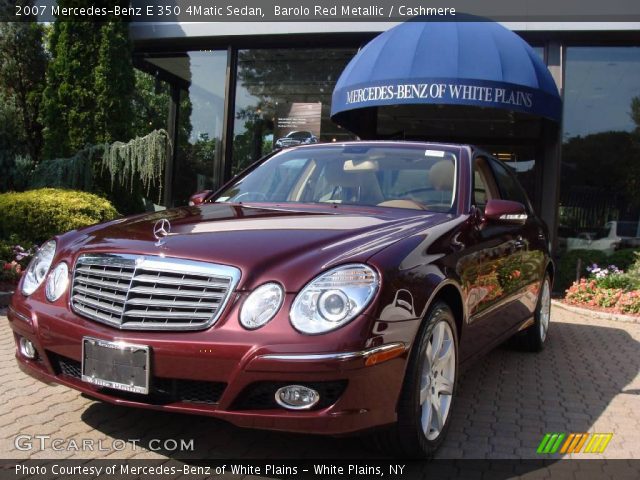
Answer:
41, 21, 100, 158
562, 130, 640, 220
94, 20, 134, 144
131, 70, 170, 137
40, 1, 134, 158
0, 94, 23, 190
0, 21, 47, 163
631, 96, 640, 132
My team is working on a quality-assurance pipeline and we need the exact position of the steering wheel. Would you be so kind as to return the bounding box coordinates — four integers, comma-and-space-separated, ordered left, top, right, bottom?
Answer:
233, 191, 268, 202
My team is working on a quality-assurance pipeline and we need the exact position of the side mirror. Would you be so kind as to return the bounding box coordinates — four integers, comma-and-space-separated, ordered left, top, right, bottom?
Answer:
484, 199, 528, 225
188, 190, 212, 206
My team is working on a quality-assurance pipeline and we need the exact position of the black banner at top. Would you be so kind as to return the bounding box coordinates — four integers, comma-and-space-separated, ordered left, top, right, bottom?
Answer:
5, 0, 640, 22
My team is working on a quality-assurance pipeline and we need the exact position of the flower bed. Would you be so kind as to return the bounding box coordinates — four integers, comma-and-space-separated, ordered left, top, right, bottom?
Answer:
565, 261, 640, 315
0, 241, 35, 292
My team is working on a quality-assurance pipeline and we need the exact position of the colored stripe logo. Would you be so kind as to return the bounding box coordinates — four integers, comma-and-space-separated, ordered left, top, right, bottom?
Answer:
537, 433, 612, 454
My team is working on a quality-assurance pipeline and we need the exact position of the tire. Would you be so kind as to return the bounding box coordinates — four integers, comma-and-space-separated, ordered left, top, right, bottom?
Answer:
516, 273, 552, 352
370, 301, 458, 458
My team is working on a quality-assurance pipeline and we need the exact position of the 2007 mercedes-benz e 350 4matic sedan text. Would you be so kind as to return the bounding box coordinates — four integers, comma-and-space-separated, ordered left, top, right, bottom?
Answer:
8, 142, 552, 457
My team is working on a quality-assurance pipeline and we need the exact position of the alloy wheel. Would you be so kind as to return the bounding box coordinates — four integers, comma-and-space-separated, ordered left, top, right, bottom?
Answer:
419, 320, 456, 441
539, 278, 551, 342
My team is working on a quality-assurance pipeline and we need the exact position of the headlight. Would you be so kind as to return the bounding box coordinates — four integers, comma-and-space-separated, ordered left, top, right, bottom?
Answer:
21, 240, 56, 296
290, 264, 379, 334
240, 283, 284, 329
45, 262, 69, 302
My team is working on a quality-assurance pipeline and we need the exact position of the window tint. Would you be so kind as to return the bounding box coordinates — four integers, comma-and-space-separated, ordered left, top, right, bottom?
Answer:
489, 159, 531, 209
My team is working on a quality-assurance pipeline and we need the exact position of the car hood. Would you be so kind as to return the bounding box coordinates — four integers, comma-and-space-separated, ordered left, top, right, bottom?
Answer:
60, 203, 452, 291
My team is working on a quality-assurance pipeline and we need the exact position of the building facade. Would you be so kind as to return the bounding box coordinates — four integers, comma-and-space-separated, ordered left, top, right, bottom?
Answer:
130, 22, 640, 253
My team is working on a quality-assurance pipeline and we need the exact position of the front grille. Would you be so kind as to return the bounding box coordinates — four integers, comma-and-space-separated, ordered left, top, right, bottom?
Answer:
49, 352, 225, 405
71, 254, 240, 330
231, 381, 348, 411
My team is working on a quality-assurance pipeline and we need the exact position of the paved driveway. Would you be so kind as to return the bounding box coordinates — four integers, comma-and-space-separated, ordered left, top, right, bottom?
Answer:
1, 306, 638, 460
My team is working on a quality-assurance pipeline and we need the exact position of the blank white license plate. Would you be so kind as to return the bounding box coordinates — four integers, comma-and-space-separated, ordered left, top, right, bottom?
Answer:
81, 337, 150, 394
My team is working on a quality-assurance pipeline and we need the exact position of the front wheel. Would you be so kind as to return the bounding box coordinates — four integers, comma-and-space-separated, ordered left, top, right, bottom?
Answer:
372, 302, 458, 458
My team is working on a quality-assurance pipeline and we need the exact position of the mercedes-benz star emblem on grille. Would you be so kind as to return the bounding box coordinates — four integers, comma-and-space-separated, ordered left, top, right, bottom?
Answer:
153, 219, 171, 245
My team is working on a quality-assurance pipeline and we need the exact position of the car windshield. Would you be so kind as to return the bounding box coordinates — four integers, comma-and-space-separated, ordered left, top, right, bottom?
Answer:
213, 144, 458, 212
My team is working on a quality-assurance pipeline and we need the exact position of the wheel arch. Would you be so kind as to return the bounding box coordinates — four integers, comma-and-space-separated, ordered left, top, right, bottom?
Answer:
420, 280, 466, 342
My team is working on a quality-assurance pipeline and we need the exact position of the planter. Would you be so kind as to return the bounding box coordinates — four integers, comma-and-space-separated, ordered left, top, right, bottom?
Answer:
552, 299, 640, 324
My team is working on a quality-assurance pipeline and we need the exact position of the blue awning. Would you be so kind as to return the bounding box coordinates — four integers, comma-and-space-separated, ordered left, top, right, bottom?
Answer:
331, 21, 562, 135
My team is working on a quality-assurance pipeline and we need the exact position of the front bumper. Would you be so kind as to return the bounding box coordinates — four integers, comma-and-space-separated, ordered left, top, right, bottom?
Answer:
7, 304, 409, 435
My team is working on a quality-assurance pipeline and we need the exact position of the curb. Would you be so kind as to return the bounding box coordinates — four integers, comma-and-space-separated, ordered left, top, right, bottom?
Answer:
552, 299, 640, 324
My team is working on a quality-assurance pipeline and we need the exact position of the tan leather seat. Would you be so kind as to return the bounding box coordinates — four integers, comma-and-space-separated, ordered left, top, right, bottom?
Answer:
420, 159, 454, 205
429, 160, 455, 191
322, 163, 384, 204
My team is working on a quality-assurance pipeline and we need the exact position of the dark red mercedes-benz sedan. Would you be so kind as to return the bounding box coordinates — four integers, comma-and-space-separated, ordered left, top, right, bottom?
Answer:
8, 141, 552, 457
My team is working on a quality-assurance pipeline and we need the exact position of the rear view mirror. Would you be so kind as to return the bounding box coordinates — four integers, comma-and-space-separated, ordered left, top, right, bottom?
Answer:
188, 190, 212, 206
484, 199, 527, 225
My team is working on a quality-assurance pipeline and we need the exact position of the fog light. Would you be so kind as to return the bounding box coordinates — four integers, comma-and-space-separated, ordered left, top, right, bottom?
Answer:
19, 337, 37, 360
275, 385, 320, 410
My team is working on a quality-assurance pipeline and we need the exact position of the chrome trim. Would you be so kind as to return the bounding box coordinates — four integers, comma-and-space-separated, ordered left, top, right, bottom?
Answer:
70, 253, 241, 331
7, 306, 32, 325
257, 342, 407, 362
274, 385, 320, 411
81, 336, 151, 394
19, 337, 37, 359
499, 213, 528, 221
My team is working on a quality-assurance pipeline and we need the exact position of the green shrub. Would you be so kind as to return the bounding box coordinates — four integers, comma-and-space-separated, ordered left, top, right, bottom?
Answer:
626, 252, 640, 287
556, 249, 608, 293
0, 188, 119, 244
609, 249, 640, 272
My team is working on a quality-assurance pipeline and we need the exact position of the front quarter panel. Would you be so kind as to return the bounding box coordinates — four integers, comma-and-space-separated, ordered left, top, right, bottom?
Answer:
366, 215, 470, 356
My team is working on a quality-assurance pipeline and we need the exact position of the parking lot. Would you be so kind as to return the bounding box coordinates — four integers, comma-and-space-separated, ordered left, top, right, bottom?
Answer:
1, 306, 638, 460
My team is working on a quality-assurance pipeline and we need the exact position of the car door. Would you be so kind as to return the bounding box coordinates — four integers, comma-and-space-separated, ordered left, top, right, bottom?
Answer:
458, 155, 527, 356
487, 157, 548, 320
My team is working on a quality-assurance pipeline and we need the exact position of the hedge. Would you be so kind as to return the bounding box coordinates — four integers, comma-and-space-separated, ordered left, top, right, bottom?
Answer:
556, 249, 609, 294
608, 249, 640, 272
0, 188, 119, 244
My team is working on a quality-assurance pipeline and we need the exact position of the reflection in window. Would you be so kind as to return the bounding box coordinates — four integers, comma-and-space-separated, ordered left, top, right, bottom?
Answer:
560, 47, 640, 253
144, 51, 228, 206
232, 49, 358, 175
130, 68, 171, 210
482, 146, 538, 212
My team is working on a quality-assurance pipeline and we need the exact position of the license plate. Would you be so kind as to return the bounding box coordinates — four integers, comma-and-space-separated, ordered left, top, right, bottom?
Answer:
81, 337, 150, 394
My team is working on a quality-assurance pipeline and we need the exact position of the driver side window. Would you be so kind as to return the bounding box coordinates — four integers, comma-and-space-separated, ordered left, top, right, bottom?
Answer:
473, 156, 499, 213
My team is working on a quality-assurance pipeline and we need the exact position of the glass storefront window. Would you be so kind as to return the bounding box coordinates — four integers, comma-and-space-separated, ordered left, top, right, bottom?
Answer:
144, 50, 228, 206
560, 47, 640, 254
232, 48, 358, 175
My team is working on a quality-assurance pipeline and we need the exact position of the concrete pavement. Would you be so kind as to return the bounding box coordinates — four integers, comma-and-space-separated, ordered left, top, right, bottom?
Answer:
1, 306, 638, 460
